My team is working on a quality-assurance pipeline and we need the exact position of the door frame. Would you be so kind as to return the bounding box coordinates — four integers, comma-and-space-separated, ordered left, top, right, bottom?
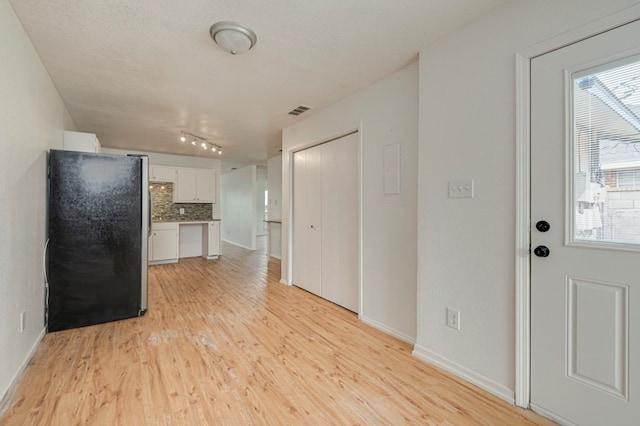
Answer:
515, 4, 640, 409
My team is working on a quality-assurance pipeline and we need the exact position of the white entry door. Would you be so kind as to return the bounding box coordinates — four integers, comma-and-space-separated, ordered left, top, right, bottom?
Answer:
531, 20, 640, 425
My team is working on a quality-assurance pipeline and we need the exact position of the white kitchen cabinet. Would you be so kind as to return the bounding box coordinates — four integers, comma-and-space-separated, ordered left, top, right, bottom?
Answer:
174, 221, 221, 260
149, 223, 178, 264
210, 221, 220, 259
175, 168, 197, 201
196, 169, 215, 201
174, 167, 215, 203
63, 130, 101, 153
150, 165, 177, 182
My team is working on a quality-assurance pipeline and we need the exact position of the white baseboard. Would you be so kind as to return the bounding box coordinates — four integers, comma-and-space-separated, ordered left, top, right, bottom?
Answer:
221, 239, 255, 251
0, 327, 46, 416
360, 315, 416, 345
412, 344, 515, 404
148, 258, 178, 266
279, 279, 290, 285
530, 404, 576, 426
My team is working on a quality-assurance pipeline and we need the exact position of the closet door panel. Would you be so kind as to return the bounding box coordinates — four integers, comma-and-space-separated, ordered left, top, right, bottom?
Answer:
321, 133, 359, 312
292, 150, 308, 290
320, 142, 339, 305
305, 145, 323, 296
292, 146, 322, 296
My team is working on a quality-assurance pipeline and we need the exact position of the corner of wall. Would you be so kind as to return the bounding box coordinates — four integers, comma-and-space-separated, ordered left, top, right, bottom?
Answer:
0, 327, 45, 417
361, 316, 416, 345
412, 344, 515, 404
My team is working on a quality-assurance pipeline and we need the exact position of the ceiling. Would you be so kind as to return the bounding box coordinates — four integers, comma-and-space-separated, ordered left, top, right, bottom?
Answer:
9, 0, 509, 171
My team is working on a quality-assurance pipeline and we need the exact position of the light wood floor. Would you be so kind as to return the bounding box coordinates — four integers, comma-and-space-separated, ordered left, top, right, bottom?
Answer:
1, 237, 553, 425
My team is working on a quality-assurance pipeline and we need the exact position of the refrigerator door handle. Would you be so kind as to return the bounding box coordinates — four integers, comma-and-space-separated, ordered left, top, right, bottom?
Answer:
140, 155, 149, 315
43, 238, 49, 286
43, 238, 50, 325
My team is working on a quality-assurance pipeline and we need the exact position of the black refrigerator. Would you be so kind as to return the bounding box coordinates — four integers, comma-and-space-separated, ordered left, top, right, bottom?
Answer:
47, 150, 149, 332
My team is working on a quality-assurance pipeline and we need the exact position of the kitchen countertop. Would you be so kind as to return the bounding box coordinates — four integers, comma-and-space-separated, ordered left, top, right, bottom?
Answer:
153, 219, 221, 224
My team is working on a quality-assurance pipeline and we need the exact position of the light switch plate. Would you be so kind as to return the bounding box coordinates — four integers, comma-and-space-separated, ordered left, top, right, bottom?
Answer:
448, 179, 474, 199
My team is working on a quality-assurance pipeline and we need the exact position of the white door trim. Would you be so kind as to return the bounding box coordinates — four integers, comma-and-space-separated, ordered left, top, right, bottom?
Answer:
515, 4, 640, 409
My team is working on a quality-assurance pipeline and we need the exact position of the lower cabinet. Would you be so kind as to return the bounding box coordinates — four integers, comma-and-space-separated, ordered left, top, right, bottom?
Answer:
149, 221, 220, 264
207, 221, 220, 259
149, 223, 178, 264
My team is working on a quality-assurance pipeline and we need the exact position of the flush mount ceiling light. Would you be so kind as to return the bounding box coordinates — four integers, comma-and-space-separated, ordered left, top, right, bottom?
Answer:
179, 131, 222, 156
209, 21, 257, 55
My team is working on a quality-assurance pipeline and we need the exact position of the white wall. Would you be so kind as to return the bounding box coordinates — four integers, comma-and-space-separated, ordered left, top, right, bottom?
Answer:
101, 148, 222, 219
414, 0, 640, 402
267, 155, 282, 259
0, 0, 75, 408
221, 166, 257, 250
282, 62, 419, 343
267, 155, 283, 220
256, 167, 267, 236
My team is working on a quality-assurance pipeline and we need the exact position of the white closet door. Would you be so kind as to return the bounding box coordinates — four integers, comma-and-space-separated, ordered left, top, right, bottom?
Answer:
321, 133, 359, 312
292, 150, 308, 291
306, 145, 323, 295
292, 146, 323, 296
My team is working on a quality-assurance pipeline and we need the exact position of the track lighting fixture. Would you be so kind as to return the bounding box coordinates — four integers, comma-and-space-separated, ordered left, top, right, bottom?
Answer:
179, 131, 223, 156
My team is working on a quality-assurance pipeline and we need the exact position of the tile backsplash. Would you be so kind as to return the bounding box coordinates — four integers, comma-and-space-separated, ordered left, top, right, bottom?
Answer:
150, 182, 213, 222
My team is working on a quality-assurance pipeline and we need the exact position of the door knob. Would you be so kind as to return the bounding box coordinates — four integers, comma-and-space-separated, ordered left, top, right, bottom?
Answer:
536, 220, 550, 232
534, 245, 550, 257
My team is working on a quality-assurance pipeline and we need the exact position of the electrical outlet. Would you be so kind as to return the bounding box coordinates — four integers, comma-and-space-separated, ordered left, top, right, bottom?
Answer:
446, 307, 460, 330
20, 311, 26, 333
179, 208, 185, 215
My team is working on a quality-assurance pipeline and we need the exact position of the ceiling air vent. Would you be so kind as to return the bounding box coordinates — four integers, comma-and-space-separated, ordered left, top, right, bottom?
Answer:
288, 105, 312, 116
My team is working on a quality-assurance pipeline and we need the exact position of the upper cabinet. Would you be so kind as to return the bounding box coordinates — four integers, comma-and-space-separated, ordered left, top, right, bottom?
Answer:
174, 167, 215, 203
195, 169, 216, 202
150, 165, 177, 182
63, 131, 101, 153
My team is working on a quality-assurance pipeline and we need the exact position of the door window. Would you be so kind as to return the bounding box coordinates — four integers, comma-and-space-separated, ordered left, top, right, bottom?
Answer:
572, 57, 640, 246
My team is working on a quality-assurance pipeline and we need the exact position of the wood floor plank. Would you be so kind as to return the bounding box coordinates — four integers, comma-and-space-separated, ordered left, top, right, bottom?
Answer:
0, 237, 554, 425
